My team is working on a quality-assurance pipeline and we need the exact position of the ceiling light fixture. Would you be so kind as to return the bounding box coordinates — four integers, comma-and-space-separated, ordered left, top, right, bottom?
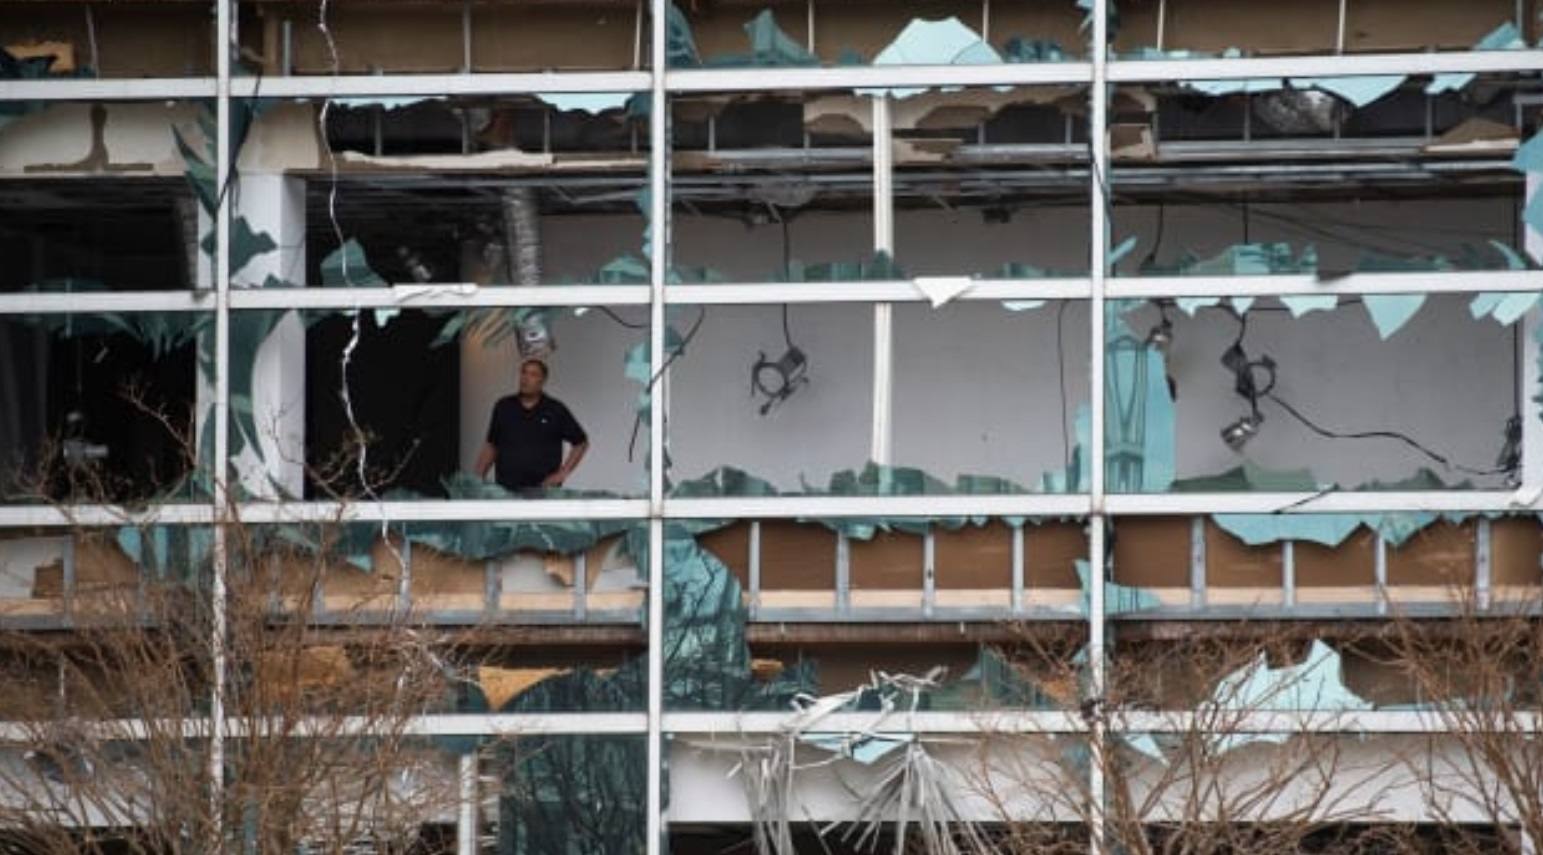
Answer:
1219, 338, 1276, 452
1252, 86, 1347, 135
751, 346, 808, 416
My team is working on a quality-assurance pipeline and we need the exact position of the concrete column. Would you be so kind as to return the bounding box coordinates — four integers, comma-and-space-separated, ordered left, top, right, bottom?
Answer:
1528, 174, 1541, 263
1523, 175, 1543, 498
228, 173, 307, 499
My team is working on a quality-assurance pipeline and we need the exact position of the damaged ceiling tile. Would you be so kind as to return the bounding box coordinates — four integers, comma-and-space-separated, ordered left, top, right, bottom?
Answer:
1421, 117, 1518, 155
804, 86, 1078, 136
1289, 75, 1403, 109
1110, 123, 1157, 160
334, 149, 555, 171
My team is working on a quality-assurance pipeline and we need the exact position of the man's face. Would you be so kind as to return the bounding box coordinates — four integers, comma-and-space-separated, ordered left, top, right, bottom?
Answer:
519, 361, 546, 396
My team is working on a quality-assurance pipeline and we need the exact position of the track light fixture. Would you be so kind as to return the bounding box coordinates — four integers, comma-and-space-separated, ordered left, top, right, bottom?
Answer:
751, 346, 808, 416
395, 246, 435, 283
61, 410, 108, 466
1220, 412, 1264, 452
1219, 338, 1276, 453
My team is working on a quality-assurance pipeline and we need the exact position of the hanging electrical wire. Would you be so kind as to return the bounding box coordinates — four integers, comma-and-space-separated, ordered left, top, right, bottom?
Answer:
750, 210, 809, 416
1263, 393, 1517, 479
627, 305, 707, 462
1220, 311, 1518, 480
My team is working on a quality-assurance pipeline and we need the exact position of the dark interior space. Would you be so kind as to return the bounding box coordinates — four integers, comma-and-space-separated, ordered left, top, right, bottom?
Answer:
27, 330, 195, 503
305, 309, 460, 499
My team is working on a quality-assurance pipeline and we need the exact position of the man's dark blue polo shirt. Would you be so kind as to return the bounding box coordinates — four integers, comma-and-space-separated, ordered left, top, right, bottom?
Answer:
485, 394, 587, 491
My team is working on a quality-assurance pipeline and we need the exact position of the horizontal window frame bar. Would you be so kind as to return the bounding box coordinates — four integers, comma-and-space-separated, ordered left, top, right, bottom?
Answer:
0, 713, 651, 741
232, 498, 651, 524
0, 78, 216, 101
666, 62, 1094, 93
668, 709, 1478, 735
0, 709, 1504, 741
6, 270, 1530, 315
0, 504, 217, 527
1105, 490, 1528, 515
0, 291, 214, 315
6, 51, 1536, 103
228, 284, 651, 310
666, 279, 1092, 305
2, 490, 1533, 527
244, 71, 652, 99
1107, 50, 1543, 83
662, 494, 1093, 518
1107, 270, 1543, 299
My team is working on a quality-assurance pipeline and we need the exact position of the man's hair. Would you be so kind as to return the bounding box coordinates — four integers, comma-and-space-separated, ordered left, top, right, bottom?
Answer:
520, 357, 549, 379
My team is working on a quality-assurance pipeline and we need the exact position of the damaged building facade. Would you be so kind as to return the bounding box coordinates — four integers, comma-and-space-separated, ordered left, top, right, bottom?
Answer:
2, 0, 1543, 852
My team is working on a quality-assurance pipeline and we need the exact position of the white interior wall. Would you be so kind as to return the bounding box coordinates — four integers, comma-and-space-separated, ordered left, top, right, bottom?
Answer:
465, 197, 1516, 494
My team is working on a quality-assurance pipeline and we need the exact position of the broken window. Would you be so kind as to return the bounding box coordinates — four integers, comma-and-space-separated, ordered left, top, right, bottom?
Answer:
0, 308, 199, 504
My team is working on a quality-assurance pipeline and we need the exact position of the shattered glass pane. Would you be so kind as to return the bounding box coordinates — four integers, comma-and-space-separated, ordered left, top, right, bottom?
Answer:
664, 303, 870, 494
894, 301, 1088, 494
247, 517, 649, 714
1110, 291, 1518, 494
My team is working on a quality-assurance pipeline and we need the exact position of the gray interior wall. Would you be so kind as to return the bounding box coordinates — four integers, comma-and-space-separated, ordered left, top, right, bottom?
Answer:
461, 197, 1518, 494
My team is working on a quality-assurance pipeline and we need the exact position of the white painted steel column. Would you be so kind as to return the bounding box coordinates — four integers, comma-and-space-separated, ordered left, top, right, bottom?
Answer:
646, 0, 668, 850
1088, 0, 1112, 850
871, 96, 894, 467
229, 174, 307, 498
458, 239, 516, 472
210, 0, 233, 848
1522, 174, 1543, 500
457, 753, 479, 855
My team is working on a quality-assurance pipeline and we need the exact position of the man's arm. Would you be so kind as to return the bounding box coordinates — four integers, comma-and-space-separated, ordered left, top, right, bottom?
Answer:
474, 442, 497, 480
542, 441, 588, 487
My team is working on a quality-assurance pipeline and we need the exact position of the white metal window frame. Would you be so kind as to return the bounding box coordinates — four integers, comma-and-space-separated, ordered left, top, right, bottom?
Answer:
4, 47, 1540, 102
1, 2, 1542, 852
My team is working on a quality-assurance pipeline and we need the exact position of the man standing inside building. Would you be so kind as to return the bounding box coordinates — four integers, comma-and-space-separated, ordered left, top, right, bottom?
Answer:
476, 358, 588, 493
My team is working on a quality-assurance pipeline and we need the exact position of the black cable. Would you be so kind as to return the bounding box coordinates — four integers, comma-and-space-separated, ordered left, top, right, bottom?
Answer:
779, 213, 795, 349
1263, 391, 1512, 478
1140, 203, 1165, 270
1232, 308, 1510, 478
1088, 137, 1499, 273
594, 306, 648, 329
626, 305, 708, 462
1230, 306, 1249, 348
654, 305, 707, 381
779, 213, 792, 269
1109, 182, 1506, 262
